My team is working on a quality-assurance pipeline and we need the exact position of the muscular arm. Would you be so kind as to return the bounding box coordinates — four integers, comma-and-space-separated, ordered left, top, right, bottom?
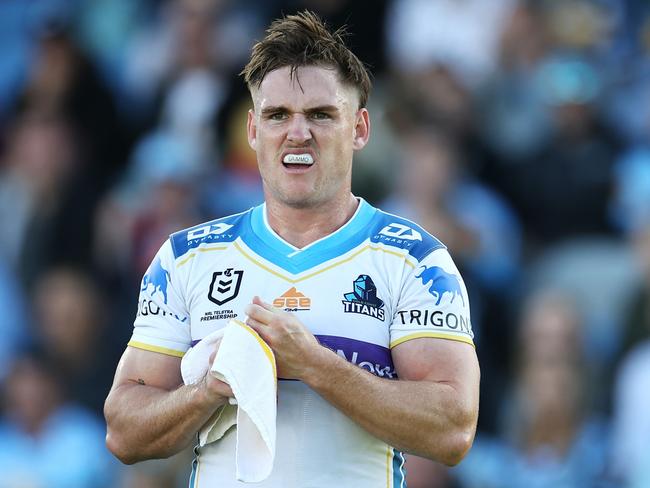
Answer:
246, 297, 480, 466
104, 346, 232, 464
303, 337, 479, 465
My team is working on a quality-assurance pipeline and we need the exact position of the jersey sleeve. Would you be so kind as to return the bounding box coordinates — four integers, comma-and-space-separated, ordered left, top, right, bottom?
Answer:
128, 239, 191, 357
390, 248, 474, 348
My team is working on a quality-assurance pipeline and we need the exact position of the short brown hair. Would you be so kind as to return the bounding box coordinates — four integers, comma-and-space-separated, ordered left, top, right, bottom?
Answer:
241, 10, 372, 108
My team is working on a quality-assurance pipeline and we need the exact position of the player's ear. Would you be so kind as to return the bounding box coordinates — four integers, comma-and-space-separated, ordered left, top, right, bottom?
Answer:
247, 109, 257, 150
352, 108, 370, 151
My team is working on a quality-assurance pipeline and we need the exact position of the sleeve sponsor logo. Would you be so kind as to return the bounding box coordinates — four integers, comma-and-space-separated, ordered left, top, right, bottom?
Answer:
138, 258, 187, 322
415, 265, 465, 306
316, 335, 396, 378
207, 268, 244, 306
335, 349, 396, 378
137, 299, 188, 323
399, 265, 473, 337
396, 309, 473, 337
342, 274, 385, 321
378, 223, 422, 241
141, 257, 170, 304
187, 223, 234, 242
273, 287, 311, 311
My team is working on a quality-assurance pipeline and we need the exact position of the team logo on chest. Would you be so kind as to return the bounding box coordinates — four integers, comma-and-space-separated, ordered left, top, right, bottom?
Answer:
342, 274, 385, 321
208, 268, 244, 305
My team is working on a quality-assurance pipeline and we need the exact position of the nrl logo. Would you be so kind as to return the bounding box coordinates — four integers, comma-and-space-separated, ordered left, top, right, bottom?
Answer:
208, 268, 244, 306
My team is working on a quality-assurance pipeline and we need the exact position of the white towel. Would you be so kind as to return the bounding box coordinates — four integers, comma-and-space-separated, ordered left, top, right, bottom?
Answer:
180, 319, 277, 482
180, 327, 238, 446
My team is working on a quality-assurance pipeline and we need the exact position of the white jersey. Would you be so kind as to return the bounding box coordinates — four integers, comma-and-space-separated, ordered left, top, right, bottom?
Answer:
130, 199, 474, 488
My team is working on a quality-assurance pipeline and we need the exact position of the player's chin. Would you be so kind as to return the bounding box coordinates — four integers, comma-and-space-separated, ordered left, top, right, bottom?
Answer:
278, 191, 323, 209
273, 184, 320, 207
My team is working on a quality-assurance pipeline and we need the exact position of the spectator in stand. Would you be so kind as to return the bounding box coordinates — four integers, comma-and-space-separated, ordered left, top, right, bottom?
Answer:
0, 111, 94, 288
453, 289, 612, 488
0, 349, 119, 488
476, 1, 553, 173
31, 267, 121, 414
94, 130, 205, 284
12, 21, 127, 188
476, 0, 623, 250
124, 0, 262, 162
385, 0, 516, 90
506, 55, 622, 247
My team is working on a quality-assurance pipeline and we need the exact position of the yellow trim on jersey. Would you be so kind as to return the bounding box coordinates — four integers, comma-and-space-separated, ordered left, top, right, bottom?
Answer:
233, 241, 415, 284
177, 245, 229, 267
390, 332, 475, 349
176, 239, 419, 278
386, 445, 392, 488
232, 320, 278, 381
127, 340, 186, 357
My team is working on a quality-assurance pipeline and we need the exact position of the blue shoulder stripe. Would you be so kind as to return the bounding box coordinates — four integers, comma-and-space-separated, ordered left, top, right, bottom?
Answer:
369, 210, 445, 262
170, 209, 252, 259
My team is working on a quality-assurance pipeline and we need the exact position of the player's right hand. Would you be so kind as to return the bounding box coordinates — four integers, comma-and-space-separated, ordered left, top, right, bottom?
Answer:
199, 340, 234, 405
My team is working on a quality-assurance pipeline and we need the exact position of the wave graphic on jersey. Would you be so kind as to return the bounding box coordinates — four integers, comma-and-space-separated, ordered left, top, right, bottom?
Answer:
342, 274, 385, 321
141, 257, 170, 304
416, 265, 464, 306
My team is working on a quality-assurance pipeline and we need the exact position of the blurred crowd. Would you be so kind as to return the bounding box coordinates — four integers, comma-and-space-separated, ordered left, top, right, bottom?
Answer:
1, 0, 649, 487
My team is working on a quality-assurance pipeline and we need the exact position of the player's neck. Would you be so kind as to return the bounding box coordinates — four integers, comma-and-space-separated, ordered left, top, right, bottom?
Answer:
265, 193, 359, 249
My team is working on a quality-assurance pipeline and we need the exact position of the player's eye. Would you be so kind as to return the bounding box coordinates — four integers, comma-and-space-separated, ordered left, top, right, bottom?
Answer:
268, 112, 288, 121
310, 112, 330, 120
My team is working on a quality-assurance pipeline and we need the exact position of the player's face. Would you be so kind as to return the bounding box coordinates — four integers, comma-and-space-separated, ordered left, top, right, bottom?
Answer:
247, 65, 369, 209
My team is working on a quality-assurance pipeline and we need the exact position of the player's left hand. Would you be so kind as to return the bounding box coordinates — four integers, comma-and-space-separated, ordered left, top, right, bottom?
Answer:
244, 296, 322, 380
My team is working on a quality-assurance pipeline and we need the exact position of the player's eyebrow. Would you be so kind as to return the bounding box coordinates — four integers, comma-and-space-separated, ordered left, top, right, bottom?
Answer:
260, 105, 340, 115
260, 106, 288, 115
304, 105, 339, 114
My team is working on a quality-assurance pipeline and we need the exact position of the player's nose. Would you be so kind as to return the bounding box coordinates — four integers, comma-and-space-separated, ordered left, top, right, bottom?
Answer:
286, 114, 312, 144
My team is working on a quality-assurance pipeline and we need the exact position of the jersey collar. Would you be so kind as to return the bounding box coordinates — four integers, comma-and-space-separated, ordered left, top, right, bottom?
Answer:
246, 198, 377, 272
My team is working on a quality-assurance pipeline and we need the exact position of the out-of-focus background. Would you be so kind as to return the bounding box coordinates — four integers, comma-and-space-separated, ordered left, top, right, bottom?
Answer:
0, 0, 649, 486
